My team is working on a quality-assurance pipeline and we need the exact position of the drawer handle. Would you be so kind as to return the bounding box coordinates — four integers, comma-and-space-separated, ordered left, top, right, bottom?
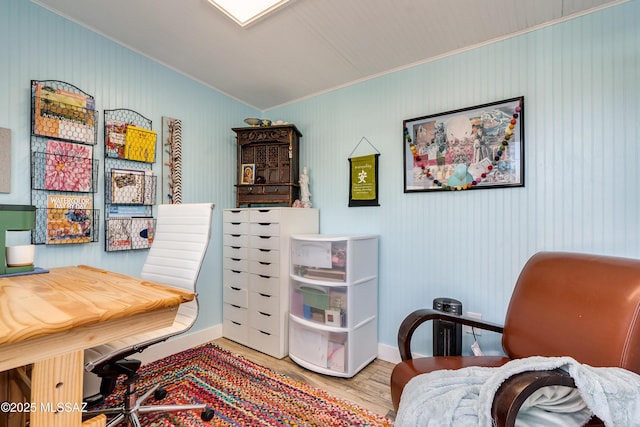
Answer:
259, 274, 271, 279
231, 286, 241, 291
231, 321, 241, 325
231, 222, 241, 225
258, 222, 270, 226
259, 330, 271, 336
231, 304, 241, 308
259, 293, 271, 298
259, 248, 271, 252
231, 269, 241, 274
259, 311, 271, 317
231, 258, 241, 261
259, 261, 271, 266
231, 246, 241, 249
230, 234, 240, 237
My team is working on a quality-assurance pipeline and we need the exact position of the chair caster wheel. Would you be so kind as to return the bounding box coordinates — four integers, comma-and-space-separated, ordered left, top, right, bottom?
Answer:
153, 387, 167, 400
201, 406, 215, 421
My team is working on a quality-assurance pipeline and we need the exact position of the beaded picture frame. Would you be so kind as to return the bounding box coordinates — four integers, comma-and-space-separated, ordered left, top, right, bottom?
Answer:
403, 96, 524, 192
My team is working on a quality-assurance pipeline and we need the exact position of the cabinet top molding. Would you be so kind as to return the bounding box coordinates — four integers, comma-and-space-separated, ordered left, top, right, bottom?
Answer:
233, 124, 302, 144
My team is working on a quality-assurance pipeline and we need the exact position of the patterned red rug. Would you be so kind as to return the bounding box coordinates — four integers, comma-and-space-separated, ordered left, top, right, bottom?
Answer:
101, 343, 393, 426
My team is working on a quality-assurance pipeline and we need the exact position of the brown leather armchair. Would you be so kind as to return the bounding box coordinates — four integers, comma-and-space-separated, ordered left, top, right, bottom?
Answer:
390, 251, 640, 426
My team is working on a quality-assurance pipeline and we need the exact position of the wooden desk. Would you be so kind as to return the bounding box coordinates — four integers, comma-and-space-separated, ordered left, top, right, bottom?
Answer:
0, 265, 194, 427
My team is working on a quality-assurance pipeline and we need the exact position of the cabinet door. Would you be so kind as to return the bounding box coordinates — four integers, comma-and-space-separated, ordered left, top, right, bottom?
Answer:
241, 143, 291, 184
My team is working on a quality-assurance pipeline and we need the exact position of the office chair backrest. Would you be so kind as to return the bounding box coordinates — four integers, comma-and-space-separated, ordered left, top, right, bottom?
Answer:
141, 203, 213, 288
140, 203, 214, 321
502, 251, 640, 373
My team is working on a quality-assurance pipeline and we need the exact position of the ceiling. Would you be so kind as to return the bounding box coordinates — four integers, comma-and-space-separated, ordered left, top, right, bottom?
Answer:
33, 0, 624, 111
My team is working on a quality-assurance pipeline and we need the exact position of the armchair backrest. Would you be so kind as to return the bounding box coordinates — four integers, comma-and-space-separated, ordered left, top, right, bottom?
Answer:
503, 251, 640, 373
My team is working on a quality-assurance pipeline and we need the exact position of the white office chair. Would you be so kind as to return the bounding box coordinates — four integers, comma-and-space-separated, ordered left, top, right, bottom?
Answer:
83, 203, 215, 426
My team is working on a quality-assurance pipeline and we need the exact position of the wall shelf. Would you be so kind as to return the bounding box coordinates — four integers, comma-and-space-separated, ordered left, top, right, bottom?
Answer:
30, 80, 99, 245
103, 109, 157, 252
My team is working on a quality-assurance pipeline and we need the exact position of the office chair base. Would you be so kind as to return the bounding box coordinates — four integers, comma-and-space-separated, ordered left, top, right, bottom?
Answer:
84, 383, 214, 426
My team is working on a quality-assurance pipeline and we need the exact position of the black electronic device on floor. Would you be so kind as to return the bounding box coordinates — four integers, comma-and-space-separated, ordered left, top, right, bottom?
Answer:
433, 297, 462, 356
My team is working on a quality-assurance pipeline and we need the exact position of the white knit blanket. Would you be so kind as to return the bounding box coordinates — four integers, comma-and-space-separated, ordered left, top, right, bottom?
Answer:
395, 356, 640, 427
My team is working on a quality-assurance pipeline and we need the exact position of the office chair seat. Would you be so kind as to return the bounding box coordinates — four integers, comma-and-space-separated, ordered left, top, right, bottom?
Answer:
84, 306, 195, 373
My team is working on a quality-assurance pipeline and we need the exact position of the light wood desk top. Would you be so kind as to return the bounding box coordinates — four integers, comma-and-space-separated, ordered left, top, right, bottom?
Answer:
0, 265, 193, 348
0, 265, 195, 427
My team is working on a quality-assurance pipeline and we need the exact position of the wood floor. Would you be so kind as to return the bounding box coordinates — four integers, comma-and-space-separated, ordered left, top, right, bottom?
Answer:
212, 338, 397, 421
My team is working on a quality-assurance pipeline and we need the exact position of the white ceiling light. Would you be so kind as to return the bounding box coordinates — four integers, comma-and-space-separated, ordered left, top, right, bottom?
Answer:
207, 0, 293, 27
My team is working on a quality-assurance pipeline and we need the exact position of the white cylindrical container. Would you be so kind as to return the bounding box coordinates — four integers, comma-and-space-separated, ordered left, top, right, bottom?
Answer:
5, 244, 35, 267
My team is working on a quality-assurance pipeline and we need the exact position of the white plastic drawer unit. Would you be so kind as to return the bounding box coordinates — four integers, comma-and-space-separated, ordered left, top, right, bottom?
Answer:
288, 234, 379, 377
222, 207, 320, 359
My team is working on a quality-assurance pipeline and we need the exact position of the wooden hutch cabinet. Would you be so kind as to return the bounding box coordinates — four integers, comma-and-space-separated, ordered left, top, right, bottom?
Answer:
233, 124, 301, 207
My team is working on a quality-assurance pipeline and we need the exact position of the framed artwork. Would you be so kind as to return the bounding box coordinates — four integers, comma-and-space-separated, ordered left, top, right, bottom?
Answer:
403, 96, 524, 192
241, 163, 255, 184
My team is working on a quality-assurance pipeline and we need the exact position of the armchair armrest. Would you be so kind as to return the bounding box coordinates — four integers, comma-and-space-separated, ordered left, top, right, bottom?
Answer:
491, 369, 575, 426
398, 308, 504, 360
491, 369, 584, 427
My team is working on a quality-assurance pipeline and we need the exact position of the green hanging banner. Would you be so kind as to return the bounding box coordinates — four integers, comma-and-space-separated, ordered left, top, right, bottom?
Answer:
349, 152, 380, 207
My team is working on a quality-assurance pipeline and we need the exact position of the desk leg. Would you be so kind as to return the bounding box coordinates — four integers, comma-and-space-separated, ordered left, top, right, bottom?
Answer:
30, 350, 83, 427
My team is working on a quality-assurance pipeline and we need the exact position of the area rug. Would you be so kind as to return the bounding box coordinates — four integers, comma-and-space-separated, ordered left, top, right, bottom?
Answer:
100, 343, 393, 426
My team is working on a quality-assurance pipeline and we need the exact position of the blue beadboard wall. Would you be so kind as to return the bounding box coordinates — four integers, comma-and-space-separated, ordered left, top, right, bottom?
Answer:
268, 0, 640, 355
1, 0, 639, 356
0, 0, 259, 332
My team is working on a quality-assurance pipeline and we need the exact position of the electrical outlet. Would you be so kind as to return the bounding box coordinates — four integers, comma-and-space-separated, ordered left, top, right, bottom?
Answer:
464, 311, 482, 335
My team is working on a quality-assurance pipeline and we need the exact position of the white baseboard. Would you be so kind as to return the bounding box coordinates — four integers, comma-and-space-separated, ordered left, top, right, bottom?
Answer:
137, 324, 223, 365
138, 323, 402, 367
377, 342, 402, 364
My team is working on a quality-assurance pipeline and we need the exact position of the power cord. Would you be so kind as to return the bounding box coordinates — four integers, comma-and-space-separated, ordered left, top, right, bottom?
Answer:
471, 327, 484, 356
